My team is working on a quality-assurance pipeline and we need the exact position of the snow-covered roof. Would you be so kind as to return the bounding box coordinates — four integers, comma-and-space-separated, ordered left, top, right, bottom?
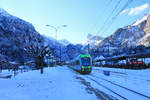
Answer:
95, 56, 105, 60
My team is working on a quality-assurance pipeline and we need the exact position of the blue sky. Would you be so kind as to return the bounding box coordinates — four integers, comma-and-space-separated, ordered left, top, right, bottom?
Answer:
0, 0, 150, 44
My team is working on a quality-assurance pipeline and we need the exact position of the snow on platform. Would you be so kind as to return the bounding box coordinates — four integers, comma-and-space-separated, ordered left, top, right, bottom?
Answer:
0, 66, 98, 100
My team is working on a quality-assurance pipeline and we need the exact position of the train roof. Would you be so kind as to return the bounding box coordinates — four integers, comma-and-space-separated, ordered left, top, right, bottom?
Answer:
69, 54, 91, 63
80, 54, 91, 58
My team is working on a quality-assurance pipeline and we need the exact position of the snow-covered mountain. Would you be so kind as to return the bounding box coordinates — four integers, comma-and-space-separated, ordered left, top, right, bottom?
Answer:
138, 14, 150, 46
82, 33, 103, 48
0, 8, 81, 63
89, 13, 150, 58
0, 8, 46, 62
58, 39, 70, 46
132, 15, 148, 26
66, 44, 84, 60
99, 20, 147, 48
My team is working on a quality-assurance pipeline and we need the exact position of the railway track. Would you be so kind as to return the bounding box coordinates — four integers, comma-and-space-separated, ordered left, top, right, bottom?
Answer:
84, 74, 150, 100
84, 75, 128, 100
68, 66, 150, 99
93, 68, 126, 75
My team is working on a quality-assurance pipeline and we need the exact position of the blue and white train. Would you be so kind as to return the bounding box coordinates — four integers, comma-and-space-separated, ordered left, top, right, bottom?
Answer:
69, 54, 92, 74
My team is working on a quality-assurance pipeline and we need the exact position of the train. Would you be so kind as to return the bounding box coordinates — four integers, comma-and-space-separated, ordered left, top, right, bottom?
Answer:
68, 54, 92, 74
126, 59, 144, 65
93, 54, 150, 69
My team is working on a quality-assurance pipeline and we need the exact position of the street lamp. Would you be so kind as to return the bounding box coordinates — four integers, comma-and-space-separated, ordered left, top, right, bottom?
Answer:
46, 25, 67, 40
46, 24, 67, 66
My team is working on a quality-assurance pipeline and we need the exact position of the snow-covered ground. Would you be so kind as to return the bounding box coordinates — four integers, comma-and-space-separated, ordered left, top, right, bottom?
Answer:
0, 66, 150, 100
0, 66, 110, 100
88, 67, 150, 100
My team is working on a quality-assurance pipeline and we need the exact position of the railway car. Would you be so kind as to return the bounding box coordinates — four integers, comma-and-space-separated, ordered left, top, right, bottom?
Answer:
69, 54, 92, 74
127, 59, 145, 65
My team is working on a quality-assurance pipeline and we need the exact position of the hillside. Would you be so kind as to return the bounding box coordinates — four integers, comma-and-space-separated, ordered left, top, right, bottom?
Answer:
0, 8, 44, 63
138, 14, 150, 46
94, 14, 150, 57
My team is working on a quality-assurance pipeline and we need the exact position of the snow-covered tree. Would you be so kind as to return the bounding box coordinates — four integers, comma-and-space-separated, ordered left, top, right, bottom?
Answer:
24, 42, 52, 74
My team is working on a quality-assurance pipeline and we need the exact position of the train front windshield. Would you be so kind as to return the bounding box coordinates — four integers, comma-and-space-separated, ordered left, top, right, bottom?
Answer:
81, 57, 91, 66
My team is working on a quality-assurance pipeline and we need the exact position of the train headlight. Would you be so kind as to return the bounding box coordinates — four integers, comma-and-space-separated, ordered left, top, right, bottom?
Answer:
82, 66, 84, 71
88, 66, 91, 71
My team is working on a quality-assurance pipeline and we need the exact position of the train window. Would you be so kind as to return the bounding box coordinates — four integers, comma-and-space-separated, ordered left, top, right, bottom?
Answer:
76, 60, 80, 65
81, 57, 91, 66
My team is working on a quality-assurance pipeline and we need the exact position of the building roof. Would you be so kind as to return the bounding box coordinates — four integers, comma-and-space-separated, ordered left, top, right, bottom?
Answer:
97, 52, 150, 62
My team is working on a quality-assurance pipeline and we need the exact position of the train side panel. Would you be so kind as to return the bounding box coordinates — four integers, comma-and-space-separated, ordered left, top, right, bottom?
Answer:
71, 65, 82, 71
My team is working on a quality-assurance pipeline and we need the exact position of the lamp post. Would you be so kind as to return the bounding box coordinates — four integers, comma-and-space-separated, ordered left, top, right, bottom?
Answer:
46, 25, 67, 66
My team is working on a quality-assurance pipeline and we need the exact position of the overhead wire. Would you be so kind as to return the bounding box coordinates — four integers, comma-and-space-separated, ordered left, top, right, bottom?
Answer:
89, 0, 113, 34
112, 0, 133, 20
96, 0, 123, 35
100, 0, 134, 36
